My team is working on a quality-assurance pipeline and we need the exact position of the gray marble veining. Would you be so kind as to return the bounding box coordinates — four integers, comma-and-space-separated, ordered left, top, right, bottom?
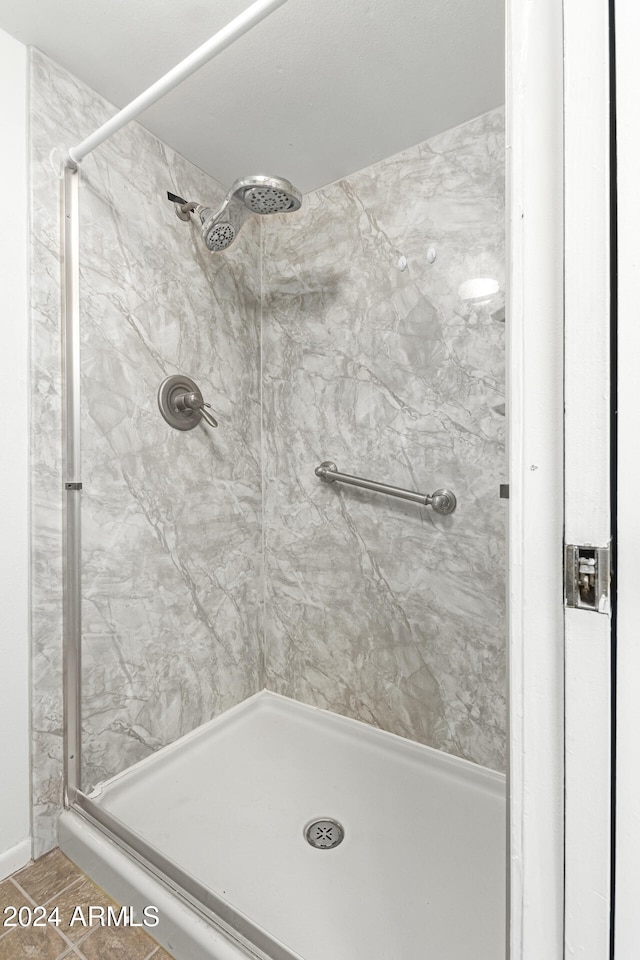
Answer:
261, 108, 506, 770
29, 50, 263, 855
29, 45, 506, 857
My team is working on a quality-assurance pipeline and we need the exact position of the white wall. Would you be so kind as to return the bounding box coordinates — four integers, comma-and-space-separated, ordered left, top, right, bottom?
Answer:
0, 26, 31, 877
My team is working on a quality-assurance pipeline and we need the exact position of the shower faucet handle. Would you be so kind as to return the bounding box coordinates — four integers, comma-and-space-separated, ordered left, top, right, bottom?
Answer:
157, 375, 219, 432
175, 392, 219, 428
194, 398, 219, 429
199, 407, 219, 429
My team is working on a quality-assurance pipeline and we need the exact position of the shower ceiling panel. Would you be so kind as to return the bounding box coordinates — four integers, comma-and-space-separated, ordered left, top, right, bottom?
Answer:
0, 0, 504, 193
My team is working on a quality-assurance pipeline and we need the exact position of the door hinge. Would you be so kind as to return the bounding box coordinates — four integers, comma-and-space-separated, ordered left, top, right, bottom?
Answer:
564, 544, 611, 614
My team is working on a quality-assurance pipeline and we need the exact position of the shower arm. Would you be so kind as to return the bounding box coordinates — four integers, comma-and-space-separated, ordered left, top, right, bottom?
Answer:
167, 193, 198, 221
314, 461, 457, 515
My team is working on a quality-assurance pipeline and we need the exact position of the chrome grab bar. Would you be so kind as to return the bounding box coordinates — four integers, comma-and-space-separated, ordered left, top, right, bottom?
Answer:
314, 461, 457, 515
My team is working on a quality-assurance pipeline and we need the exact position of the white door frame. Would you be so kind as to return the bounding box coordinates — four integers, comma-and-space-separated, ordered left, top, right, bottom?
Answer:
563, 0, 612, 956
507, 0, 565, 953
508, 0, 613, 955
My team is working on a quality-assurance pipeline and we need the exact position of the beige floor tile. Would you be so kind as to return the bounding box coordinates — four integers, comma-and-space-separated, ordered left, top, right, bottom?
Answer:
0, 880, 15, 908
76, 923, 158, 960
0, 880, 32, 941
3, 850, 175, 960
44, 876, 118, 944
0, 922, 71, 959
14, 850, 82, 904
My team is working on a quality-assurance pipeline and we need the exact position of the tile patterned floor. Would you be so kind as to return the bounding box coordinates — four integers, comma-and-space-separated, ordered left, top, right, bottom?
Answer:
0, 849, 175, 959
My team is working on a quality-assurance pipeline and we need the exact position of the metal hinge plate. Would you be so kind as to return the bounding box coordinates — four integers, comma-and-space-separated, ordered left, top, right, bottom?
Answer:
564, 544, 611, 614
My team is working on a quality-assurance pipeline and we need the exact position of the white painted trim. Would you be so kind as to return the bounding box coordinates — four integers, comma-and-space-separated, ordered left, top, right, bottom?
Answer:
563, 0, 611, 547
506, 0, 565, 955
564, 611, 611, 955
614, 0, 640, 954
0, 26, 32, 871
0, 839, 31, 882
562, 0, 612, 954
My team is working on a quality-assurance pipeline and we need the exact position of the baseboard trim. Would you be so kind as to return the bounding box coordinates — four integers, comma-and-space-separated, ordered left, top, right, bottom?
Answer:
0, 838, 31, 880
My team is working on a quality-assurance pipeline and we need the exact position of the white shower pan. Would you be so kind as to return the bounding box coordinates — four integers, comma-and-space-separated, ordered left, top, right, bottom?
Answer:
59, 692, 505, 960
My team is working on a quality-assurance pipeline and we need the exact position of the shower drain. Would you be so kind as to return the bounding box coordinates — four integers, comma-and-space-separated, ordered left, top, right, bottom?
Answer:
304, 819, 345, 850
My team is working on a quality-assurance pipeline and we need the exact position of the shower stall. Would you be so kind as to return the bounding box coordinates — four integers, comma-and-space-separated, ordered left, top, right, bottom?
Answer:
29, 2, 507, 957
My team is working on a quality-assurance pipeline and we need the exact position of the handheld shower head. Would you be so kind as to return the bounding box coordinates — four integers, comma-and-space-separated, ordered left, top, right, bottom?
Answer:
197, 208, 238, 251
168, 175, 302, 253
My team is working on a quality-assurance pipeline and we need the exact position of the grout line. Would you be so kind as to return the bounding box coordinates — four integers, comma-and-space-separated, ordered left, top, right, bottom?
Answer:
48, 921, 78, 955
57, 926, 85, 954
3, 874, 39, 930
6, 874, 97, 955
42, 875, 84, 906
6, 875, 38, 905
0, 878, 35, 941
0, 895, 76, 957
71, 943, 90, 960
65, 922, 96, 950
2, 859, 166, 958
58, 944, 82, 960
5, 858, 167, 957
10, 871, 83, 908
71, 920, 162, 959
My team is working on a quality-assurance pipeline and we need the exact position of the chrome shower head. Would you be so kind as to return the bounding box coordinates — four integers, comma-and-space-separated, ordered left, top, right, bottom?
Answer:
168, 175, 302, 253
200, 215, 237, 252
229, 175, 302, 216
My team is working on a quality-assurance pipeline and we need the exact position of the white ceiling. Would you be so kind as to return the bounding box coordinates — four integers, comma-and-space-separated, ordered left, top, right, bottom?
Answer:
0, 0, 504, 194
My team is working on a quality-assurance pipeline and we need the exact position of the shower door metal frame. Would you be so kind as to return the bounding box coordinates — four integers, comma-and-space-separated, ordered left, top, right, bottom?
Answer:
62, 164, 82, 809
60, 158, 300, 960
60, 0, 290, 810
59, 2, 306, 955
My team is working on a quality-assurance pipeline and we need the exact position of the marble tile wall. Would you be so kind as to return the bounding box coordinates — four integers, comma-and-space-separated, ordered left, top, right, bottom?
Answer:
29, 42, 505, 855
30, 51, 263, 855
261, 108, 506, 770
